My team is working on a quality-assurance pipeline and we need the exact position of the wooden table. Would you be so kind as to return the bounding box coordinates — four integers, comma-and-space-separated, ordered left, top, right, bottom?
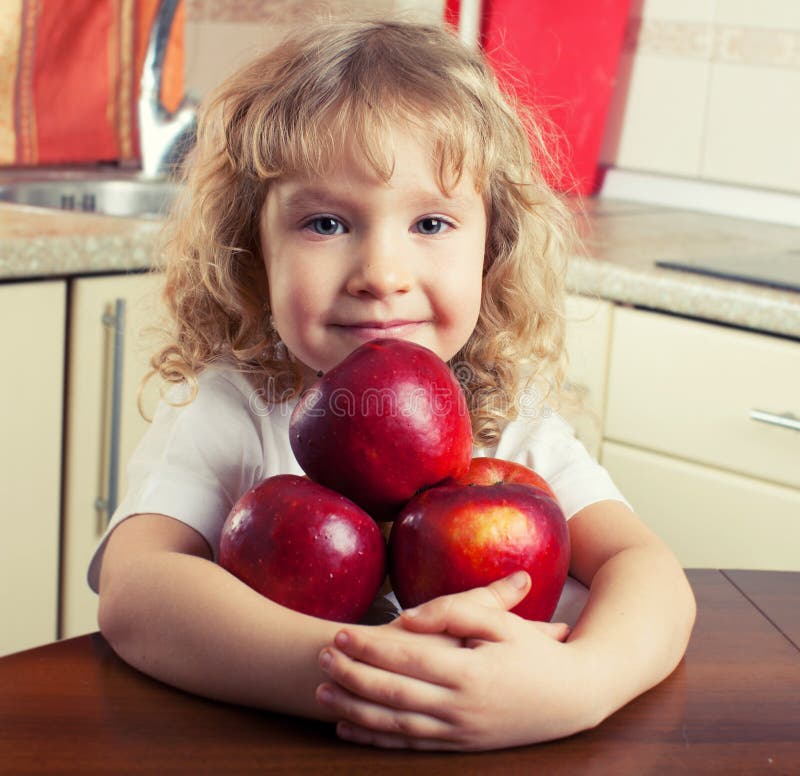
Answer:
2, 570, 798, 774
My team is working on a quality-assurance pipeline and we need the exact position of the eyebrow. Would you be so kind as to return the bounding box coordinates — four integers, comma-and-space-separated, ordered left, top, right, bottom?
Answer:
278, 187, 355, 214
278, 184, 479, 215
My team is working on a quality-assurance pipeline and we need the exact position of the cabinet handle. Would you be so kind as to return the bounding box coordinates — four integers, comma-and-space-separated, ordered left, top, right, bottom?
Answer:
749, 409, 800, 432
95, 299, 126, 526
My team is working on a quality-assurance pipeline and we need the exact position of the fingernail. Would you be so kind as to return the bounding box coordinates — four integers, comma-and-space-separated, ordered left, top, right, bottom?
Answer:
334, 631, 349, 648
319, 649, 333, 670
509, 570, 529, 589
318, 685, 334, 703
403, 606, 419, 618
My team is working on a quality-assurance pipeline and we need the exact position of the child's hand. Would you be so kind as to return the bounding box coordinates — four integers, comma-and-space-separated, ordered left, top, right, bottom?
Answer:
315, 572, 594, 751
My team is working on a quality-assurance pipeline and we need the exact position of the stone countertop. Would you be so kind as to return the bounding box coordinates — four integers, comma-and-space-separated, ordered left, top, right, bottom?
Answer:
571, 199, 800, 339
0, 204, 162, 278
1, 198, 799, 339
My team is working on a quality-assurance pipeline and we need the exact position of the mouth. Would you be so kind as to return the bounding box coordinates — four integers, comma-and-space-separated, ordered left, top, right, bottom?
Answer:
331, 320, 427, 341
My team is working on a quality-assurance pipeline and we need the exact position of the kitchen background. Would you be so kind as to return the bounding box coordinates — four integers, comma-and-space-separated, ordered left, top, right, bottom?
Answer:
1, 0, 798, 657
3, 0, 798, 213
180, 0, 800, 219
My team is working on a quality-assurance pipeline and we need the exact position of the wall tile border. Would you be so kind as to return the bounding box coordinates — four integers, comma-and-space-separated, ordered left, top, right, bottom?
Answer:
187, 5, 799, 70
626, 18, 800, 70
186, 0, 401, 24
185, 4, 800, 72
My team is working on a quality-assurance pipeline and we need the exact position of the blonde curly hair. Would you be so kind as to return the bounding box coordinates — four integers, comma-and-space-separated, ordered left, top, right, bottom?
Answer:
150, 17, 577, 446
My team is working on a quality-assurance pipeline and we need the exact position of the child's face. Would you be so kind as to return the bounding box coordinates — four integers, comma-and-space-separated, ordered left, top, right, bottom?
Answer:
259, 126, 487, 382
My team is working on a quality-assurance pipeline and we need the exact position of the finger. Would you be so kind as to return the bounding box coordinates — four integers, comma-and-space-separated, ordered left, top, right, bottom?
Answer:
324, 628, 463, 688
319, 642, 457, 713
399, 571, 531, 641
335, 720, 466, 751
401, 598, 516, 643
534, 620, 571, 642
403, 570, 531, 625
483, 570, 532, 609
318, 642, 454, 714
315, 681, 453, 742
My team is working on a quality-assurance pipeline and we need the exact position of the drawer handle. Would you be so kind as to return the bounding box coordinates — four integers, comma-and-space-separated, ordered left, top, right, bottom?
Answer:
749, 409, 800, 432
95, 299, 126, 527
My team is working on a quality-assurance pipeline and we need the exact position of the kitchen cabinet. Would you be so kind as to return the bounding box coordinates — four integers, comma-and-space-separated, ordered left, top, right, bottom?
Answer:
61, 272, 164, 638
602, 307, 800, 570
602, 442, 800, 570
0, 281, 66, 656
562, 294, 614, 459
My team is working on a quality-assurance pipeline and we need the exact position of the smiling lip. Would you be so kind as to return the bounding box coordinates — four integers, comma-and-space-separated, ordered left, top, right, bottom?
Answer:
333, 320, 425, 340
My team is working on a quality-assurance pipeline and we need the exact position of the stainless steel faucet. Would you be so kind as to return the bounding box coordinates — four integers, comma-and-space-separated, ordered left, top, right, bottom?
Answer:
138, 0, 197, 178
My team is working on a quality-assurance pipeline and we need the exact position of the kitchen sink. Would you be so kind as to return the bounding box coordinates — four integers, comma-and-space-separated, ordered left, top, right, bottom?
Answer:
0, 172, 180, 218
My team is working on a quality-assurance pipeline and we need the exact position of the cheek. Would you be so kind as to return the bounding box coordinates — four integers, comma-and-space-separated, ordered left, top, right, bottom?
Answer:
432, 270, 483, 361
269, 274, 333, 359
453, 253, 485, 321
462, 282, 484, 341
266, 254, 311, 319
271, 287, 312, 332
452, 255, 485, 347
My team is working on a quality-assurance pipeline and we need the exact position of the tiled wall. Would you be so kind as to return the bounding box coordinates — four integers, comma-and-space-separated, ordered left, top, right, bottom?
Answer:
599, 0, 800, 195
184, 0, 444, 100
183, 1, 799, 197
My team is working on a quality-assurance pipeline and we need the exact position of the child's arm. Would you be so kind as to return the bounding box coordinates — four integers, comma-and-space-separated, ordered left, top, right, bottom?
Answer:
97, 513, 457, 720
314, 500, 697, 750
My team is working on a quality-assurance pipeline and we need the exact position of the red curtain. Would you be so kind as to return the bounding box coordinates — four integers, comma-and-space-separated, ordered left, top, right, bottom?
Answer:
446, 0, 631, 194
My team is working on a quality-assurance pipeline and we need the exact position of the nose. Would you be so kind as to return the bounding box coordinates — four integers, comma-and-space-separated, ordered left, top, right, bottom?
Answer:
345, 232, 413, 299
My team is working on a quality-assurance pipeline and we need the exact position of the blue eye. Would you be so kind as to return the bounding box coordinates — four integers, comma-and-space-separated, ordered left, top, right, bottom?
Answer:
307, 216, 344, 236
416, 217, 450, 235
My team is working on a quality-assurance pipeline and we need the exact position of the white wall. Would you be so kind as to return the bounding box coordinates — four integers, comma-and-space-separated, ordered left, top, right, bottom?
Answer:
183, 0, 445, 99
600, 0, 800, 195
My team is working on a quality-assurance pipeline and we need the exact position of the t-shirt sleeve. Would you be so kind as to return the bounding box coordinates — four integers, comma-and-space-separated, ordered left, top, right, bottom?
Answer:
87, 371, 265, 593
485, 409, 632, 520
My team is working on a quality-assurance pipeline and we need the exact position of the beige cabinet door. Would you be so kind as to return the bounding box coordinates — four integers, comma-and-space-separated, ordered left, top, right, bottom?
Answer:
602, 440, 800, 571
605, 306, 800, 489
0, 281, 66, 656
61, 272, 165, 638
602, 307, 800, 570
562, 294, 614, 459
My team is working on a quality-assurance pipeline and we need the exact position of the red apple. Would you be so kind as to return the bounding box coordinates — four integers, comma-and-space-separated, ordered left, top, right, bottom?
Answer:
289, 339, 473, 521
389, 481, 570, 621
450, 457, 556, 499
219, 474, 386, 623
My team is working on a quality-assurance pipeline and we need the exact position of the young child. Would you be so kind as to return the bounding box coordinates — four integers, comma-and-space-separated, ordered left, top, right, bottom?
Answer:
91, 17, 696, 751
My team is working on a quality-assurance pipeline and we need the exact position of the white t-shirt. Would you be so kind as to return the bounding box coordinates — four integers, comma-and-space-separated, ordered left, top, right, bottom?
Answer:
87, 368, 630, 624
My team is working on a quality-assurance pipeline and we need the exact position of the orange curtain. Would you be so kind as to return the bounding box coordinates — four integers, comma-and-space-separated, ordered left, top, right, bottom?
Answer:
0, 0, 184, 166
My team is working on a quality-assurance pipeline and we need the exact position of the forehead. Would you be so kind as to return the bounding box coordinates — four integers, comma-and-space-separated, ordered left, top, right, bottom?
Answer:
274, 122, 484, 204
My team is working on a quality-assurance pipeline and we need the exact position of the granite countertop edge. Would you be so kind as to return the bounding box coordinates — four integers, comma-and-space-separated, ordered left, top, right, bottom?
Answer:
568, 255, 800, 340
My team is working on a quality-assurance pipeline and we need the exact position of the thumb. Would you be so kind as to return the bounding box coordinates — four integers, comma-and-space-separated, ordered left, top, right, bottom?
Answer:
398, 570, 532, 642
481, 570, 532, 611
